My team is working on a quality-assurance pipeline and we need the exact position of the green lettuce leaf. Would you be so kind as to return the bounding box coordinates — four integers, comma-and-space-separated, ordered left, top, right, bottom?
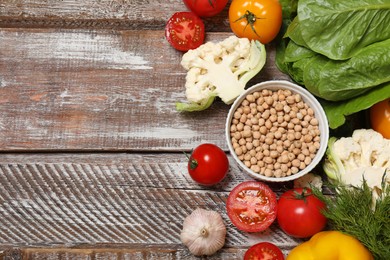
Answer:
321, 82, 390, 129
288, 0, 390, 60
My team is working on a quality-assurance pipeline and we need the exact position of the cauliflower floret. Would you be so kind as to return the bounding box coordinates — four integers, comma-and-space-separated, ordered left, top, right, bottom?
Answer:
176, 35, 266, 112
294, 173, 323, 191
332, 137, 362, 173
352, 129, 390, 168
323, 129, 390, 204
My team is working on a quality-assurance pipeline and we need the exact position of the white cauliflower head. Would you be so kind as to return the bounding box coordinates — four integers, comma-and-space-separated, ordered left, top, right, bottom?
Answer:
176, 35, 266, 112
323, 129, 390, 203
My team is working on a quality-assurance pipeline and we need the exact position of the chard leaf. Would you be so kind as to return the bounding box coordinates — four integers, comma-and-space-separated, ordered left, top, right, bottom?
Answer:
292, 0, 390, 60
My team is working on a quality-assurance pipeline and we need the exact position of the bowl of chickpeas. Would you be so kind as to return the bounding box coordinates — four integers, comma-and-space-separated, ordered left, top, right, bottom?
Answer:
226, 80, 329, 182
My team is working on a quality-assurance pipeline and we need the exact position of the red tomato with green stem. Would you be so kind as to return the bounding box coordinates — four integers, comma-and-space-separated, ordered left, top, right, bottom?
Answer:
277, 188, 327, 238
244, 242, 284, 260
228, 0, 282, 44
226, 181, 278, 232
183, 0, 229, 17
187, 143, 229, 185
165, 12, 205, 51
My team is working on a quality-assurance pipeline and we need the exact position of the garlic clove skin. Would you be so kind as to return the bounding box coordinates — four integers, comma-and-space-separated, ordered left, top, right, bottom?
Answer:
180, 208, 227, 256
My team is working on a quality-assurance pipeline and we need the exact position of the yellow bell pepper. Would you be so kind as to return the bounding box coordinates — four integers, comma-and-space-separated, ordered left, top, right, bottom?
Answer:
287, 231, 374, 260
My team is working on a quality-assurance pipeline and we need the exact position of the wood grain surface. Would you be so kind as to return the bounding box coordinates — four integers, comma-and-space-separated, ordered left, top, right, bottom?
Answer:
0, 28, 288, 151
0, 0, 302, 259
0, 154, 300, 259
0, 0, 231, 31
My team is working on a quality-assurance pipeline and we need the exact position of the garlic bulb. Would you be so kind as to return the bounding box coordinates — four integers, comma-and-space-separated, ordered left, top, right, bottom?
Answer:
180, 208, 226, 256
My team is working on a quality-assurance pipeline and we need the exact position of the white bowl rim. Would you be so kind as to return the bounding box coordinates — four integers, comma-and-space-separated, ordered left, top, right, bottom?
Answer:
225, 80, 329, 182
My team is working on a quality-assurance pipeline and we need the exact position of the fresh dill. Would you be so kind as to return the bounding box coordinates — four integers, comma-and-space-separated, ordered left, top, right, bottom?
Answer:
313, 180, 390, 260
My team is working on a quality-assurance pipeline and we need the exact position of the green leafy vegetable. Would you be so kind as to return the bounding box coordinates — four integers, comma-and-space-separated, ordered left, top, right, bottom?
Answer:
313, 179, 390, 260
276, 0, 390, 129
286, 0, 390, 60
322, 83, 390, 129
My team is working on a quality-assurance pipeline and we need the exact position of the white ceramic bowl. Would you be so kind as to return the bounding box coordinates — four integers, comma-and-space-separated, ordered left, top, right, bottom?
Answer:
226, 80, 329, 182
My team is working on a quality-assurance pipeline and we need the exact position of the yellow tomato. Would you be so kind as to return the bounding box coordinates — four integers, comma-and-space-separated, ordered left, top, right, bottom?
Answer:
228, 0, 282, 44
287, 231, 374, 260
370, 98, 390, 139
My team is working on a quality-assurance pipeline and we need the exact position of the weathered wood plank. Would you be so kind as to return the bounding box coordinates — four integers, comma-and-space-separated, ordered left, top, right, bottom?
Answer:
0, 28, 289, 152
0, 247, 248, 260
0, 0, 231, 31
0, 153, 300, 257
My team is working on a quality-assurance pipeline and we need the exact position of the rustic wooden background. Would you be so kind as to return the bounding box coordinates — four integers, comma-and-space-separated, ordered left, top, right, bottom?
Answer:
0, 1, 298, 259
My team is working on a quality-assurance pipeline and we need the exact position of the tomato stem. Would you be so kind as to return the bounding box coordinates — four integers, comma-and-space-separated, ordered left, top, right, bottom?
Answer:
293, 188, 311, 203
184, 151, 198, 170
189, 158, 198, 170
192, 0, 215, 8
234, 10, 263, 38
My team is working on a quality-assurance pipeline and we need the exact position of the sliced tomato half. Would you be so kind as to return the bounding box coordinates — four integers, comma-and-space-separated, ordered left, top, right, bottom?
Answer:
244, 242, 284, 260
226, 181, 277, 232
165, 12, 205, 51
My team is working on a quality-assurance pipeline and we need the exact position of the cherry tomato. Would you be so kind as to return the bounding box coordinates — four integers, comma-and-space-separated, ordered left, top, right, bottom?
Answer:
370, 98, 390, 139
228, 0, 282, 44
187, 143, 229, 185
277, 188, 327, 238
244, 242, 284, 260
226, 181, 277, 232
183, 0, 229, 17
165, 12, 205, 51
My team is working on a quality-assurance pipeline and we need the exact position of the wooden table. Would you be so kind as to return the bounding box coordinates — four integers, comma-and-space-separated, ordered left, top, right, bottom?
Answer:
0, 1, 302, 258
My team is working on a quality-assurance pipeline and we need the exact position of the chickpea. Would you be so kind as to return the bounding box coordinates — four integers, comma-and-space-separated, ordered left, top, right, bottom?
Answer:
243, 106, 251, 114
274, 169, 282, 178
291, 166, 299, 174
242, 130, 252, 138
237, 122, 244, 131
275, 102, 284, 111
235, 147, 243, 156
234, 132, 241, 140
304, 156, 312, 165
246, 142, 253, 150
264, 168, 273, 177
265, 120, 272, 129
244, 160, 251, 168
246, 94, 255, 103
283, 105, 291, 113
251, 165, 261, 173
310, 118, 319, 126
250, 156, 257, 165
264, 156, 273, 164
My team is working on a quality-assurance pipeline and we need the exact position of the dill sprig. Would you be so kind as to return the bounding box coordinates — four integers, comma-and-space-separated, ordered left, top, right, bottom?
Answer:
313, 180, 390, 260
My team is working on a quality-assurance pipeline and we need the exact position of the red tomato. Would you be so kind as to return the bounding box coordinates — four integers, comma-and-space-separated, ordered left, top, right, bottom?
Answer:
370, 98, 390, 139
187, 143, 229, 185
183, 0, 229, 17
244, 242, 284, 260
165, 12, 205, 51
277, 188, 327, 238
228, 0, 282, 44
226, 181, 277, 232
